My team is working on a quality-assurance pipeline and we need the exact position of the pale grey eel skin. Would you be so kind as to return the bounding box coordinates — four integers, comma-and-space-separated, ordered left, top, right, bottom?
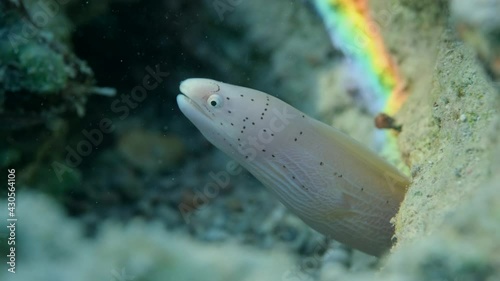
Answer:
176, 78, 410, 256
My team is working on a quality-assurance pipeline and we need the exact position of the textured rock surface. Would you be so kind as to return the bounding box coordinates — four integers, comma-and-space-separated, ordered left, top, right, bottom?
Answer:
0, 192, 296, 281
344, 0, 500, 279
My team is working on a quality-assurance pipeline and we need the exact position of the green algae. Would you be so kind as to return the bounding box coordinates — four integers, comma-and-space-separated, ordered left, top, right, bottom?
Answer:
1, 42, 69, 94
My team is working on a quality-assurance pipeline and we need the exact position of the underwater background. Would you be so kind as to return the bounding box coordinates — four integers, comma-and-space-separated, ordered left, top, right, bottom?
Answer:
1, 0, 499, 280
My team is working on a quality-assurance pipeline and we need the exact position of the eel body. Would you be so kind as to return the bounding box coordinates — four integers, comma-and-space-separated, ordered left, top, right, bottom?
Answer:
177, 78, 409, 256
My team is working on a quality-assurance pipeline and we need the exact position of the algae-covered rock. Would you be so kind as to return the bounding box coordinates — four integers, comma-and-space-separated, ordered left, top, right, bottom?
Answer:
0, 0, 97, 194
0, 191, 296, 281
2, 42, 69, 93
0, 0, 94, 111
357, 0, 500, 280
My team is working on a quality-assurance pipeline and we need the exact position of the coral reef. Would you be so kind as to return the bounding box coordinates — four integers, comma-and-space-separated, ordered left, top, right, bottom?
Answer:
0, 0, 95, 115
2, 0, 499, 280
0, 0, 98, 195
0, 192, 296, 281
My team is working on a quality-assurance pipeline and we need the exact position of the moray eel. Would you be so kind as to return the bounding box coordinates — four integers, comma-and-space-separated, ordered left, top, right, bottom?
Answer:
177, 78, 410, 256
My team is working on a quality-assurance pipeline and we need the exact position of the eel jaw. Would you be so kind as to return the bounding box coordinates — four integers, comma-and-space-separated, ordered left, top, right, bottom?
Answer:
176, 94, 213, 122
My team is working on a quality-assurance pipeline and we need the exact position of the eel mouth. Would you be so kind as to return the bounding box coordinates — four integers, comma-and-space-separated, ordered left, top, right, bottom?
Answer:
178, 78, 220, 121
176, 93, 213, 125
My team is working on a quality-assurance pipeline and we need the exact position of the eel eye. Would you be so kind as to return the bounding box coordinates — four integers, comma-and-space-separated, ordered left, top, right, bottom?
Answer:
208, 94, 223, 108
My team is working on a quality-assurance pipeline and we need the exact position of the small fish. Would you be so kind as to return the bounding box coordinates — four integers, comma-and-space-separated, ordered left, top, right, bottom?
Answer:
177, 78, 409, 256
